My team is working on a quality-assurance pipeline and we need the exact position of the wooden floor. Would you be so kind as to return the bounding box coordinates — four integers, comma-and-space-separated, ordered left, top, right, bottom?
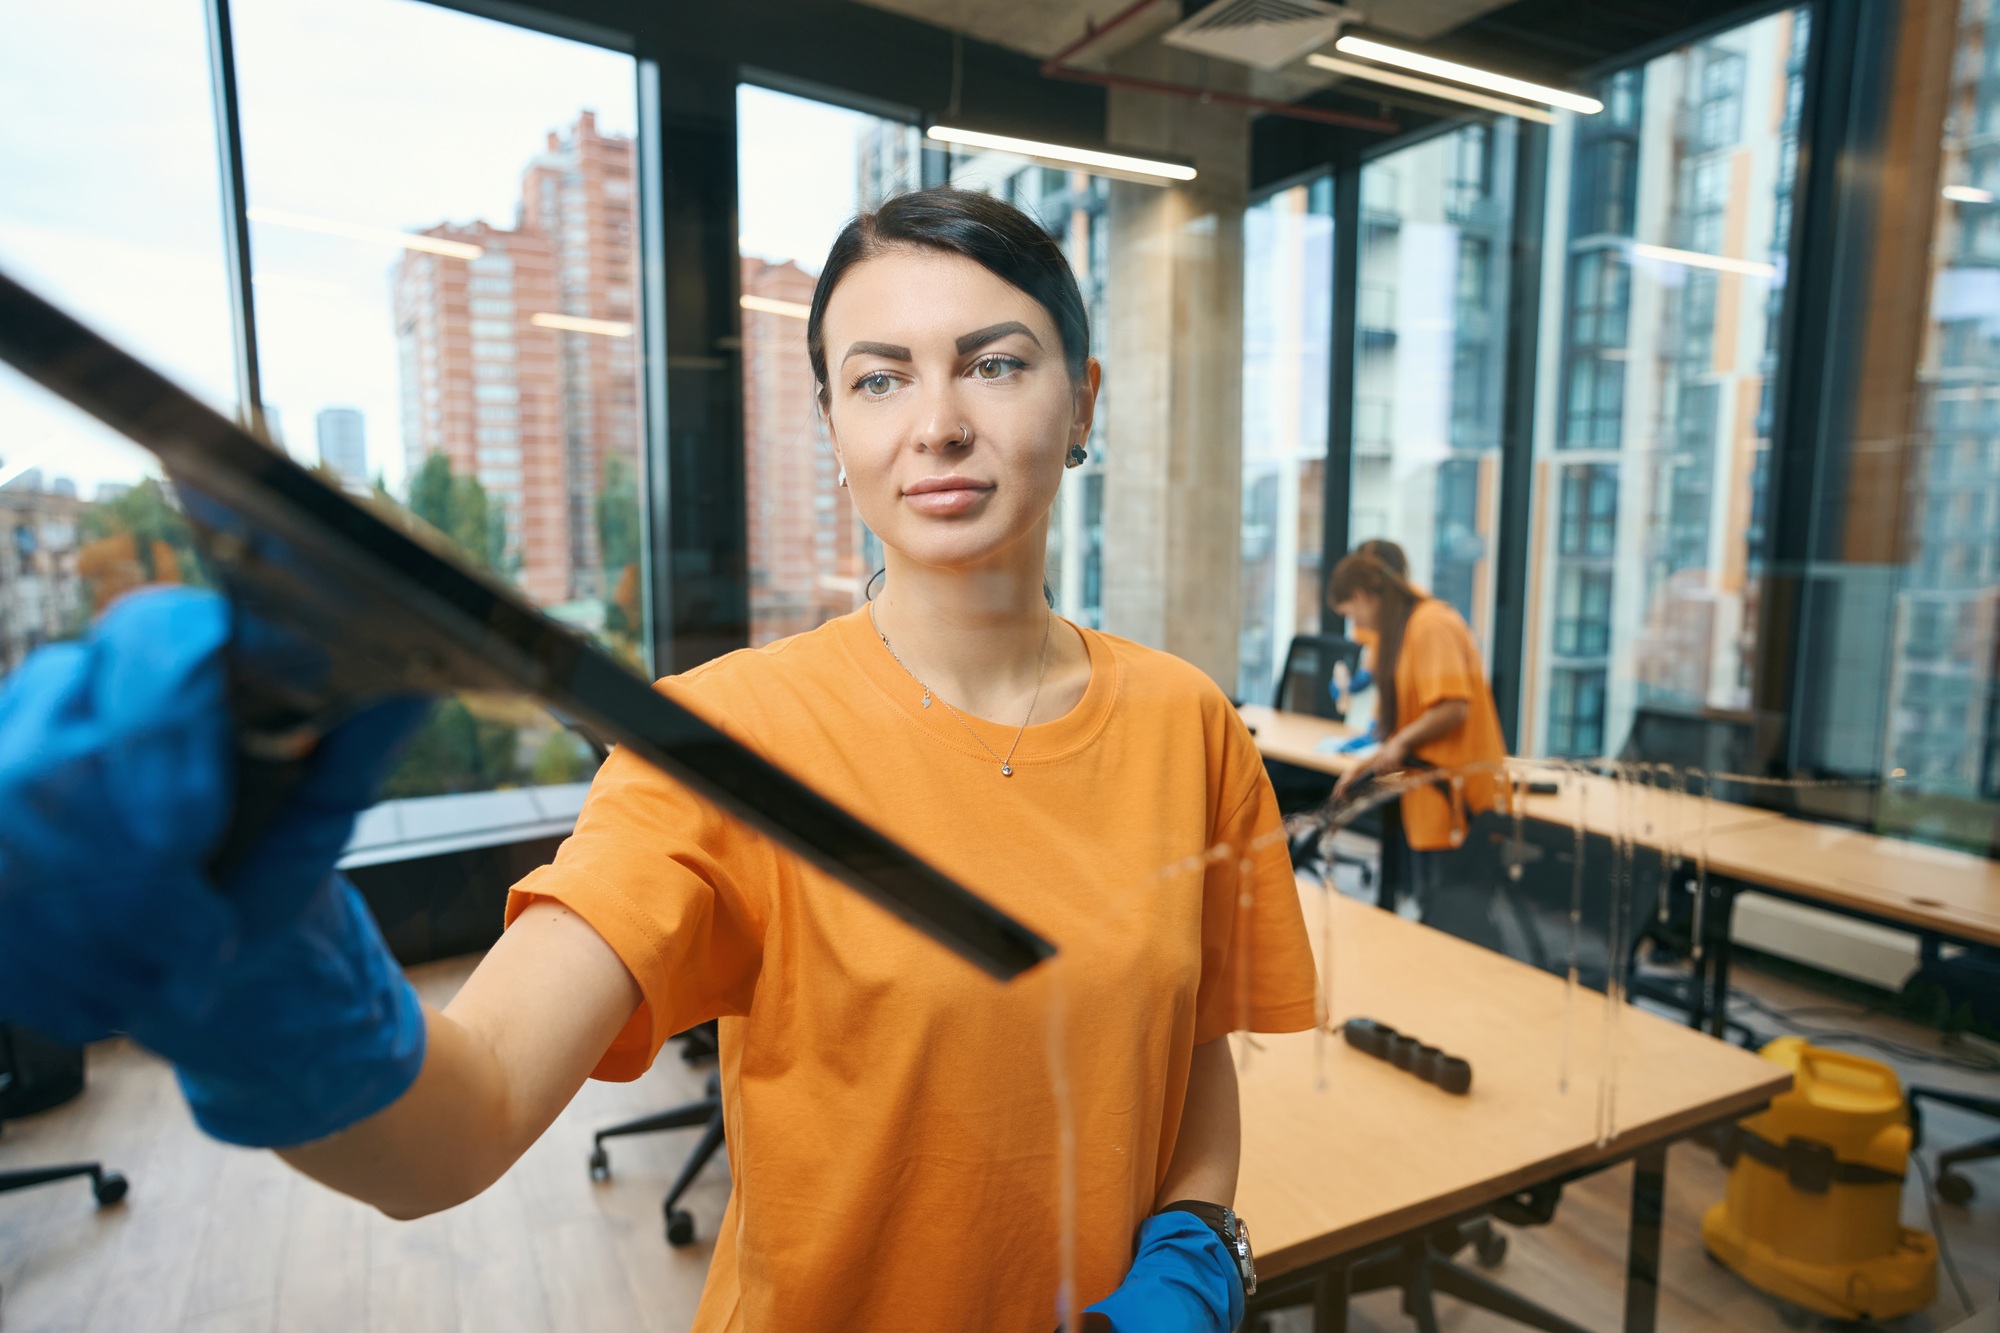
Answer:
2, 941, 1996, 1332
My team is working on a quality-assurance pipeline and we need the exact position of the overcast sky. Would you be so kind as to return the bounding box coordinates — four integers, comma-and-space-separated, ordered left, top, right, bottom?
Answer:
0, 0, 875, 500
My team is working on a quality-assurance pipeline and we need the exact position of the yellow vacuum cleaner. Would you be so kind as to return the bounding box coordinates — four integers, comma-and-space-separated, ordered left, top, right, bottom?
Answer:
1702, 1037, 1936, 1321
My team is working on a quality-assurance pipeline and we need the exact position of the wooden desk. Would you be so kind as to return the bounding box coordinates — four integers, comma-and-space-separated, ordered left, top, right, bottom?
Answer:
1241, 703, 2000, 1035
1239, 893, 1789, 1331
1700, 820, 2000, 951
1238, 703, 1785, 844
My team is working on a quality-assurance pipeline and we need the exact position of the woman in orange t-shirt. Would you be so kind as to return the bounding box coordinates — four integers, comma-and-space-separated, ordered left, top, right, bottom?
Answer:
1328, 551, 1510, 950
266, 189, 1318, 1331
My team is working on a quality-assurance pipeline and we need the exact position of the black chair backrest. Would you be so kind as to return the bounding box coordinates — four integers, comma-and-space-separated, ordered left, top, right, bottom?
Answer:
0, 1025, 85, 1122
1618, 705, 1755, 776
1274, 634, 1364, 720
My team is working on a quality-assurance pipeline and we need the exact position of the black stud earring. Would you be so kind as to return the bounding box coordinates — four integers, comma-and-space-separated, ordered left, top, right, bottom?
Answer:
1066, 444, 1087, 468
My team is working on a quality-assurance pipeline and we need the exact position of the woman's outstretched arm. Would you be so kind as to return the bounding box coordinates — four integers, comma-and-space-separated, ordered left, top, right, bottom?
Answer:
1155, 1035, 1240, 1208
279, 900, 641, 1219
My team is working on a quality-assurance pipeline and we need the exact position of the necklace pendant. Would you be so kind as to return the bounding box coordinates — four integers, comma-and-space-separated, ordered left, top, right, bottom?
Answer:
1001, 764, 1013, 776
921, 691, 931, 708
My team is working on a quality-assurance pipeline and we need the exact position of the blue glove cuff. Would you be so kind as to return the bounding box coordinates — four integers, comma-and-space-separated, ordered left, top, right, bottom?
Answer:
1086, 1209, 1243, 1333
165, 877, 427, 1148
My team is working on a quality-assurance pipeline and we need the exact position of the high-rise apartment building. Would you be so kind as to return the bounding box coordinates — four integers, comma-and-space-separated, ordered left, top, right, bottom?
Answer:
1889, 4, 2000, 813
315, 406, 367, 486
1526, 11, 1804, 758
519, 110, 640, 600
392, 111, 636, 608
1350, 122, 1517, 652
741, 257, 859, 643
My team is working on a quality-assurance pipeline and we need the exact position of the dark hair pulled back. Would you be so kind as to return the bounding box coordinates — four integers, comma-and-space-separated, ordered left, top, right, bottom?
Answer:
1328, 551, 1427, 735
806, 188, 1091, 405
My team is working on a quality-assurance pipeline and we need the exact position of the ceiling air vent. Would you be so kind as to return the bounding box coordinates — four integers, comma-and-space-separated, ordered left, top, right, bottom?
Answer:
1160, 0, 1362, 72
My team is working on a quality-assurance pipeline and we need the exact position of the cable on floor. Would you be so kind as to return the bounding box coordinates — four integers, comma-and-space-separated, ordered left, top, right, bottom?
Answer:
1914, 1150, 1975, 1316
1726, 990, 2000, 1075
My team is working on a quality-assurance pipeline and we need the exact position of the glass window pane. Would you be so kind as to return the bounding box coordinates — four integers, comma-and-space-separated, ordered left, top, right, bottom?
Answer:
0, 1, 234, 677
937, 142, 1115, 631
735, 85, 921, 647
231, 0, 646, 795
1867, 0, 2000, 845
1238, 176, 1335, 702
1525, 8, 1806, 758
1350, 124, 1516, 655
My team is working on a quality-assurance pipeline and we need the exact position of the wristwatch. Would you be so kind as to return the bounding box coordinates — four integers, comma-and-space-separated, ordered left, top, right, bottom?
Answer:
1160, 1199, 1257, 1297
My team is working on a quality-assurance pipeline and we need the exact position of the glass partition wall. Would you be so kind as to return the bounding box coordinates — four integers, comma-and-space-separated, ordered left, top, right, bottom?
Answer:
1238, 176, 1335, 703
736, 92, 1118, 644
735, 85, 920, 647
0, 1, 236, 676
1521, 9, 1808, 761
226, 0, 648, 797
0, 0, 653, 804
1351, 124, 1517, 654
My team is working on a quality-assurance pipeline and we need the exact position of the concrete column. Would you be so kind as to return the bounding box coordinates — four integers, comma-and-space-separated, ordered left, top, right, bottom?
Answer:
1100, 56, 1248, 691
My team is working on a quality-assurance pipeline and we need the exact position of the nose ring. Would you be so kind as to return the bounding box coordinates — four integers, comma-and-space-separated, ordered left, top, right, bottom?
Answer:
956, 423, 969, 446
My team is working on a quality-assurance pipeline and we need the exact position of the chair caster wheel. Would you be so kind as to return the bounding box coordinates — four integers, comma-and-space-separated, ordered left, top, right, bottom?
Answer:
665, 1207, 696, 1247
1474, 1229, 1507, 1268
93, 1173, 128, 1207
1937, 1171, 1974, 1206
588, 1146, 610, 1182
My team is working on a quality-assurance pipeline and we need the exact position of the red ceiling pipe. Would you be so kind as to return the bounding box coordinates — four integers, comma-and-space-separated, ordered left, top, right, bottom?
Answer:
1036, 0, 1398, 135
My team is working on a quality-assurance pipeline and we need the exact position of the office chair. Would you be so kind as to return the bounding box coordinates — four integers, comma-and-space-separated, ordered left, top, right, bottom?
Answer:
1253, 1185, 1577, 1333
1273, 633, 1364, 721
0, 1024, 129, 1318
587, 1020, 724, 1247
1270, 634, 1375, 892
1902, 940, 2000, 1204
1908, 1084, 2000, 1205
1618, 704, 1756, 777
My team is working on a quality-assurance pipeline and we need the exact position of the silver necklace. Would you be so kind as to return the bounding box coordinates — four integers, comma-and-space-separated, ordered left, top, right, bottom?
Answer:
869, 601, 1053, 777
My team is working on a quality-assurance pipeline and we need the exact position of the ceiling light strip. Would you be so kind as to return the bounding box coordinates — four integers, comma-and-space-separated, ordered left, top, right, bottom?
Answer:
1628, 242, 1777, 278
925, 126, 1196, 183
247, 206, 484, 259
1943, 185, 1995, 204
529, 311, 633, 337
741, 294, 812, 320
1304, 54, 1555, 124
1333, 36, 1602, 114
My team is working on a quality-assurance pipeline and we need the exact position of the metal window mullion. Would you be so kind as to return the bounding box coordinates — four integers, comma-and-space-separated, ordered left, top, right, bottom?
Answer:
636, 56, 671, 679
204, 0, 265, 436
1489, 120, 1550, 752
1321, 161, 1361, 623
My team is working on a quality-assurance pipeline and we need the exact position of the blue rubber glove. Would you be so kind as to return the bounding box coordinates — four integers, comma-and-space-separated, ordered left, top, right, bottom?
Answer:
0, 587, 431, 1147
1349, 667, 1373, 694
1084, 1211, 1244, 1333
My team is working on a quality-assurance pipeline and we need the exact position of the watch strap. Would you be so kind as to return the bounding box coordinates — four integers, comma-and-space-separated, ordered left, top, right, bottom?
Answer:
1158, 1199, 1255, 1296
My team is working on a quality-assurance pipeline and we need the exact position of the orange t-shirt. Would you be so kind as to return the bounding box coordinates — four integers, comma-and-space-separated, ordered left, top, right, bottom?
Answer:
1392, 599, 1509, 851
504, 608, 1318, 1331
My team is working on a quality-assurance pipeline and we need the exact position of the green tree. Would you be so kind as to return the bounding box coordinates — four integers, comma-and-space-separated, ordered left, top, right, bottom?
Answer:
597, 453, 640, 577
78, 477, 203, 583
407, 451, 507, 572
379, 697, 525, 799
529, 728, 594, 785
596, 453, 642, 645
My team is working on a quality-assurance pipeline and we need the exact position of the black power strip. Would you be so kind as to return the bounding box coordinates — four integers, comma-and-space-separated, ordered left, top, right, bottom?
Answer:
1343, 1018, 1473, 1094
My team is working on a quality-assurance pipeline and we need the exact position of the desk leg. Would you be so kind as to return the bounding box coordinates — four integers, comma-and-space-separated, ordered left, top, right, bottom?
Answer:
1312, 1265, 1350, 1333
1684, 870, 1712, 1033
1704, 885, 1740, 1040
1623, 1145, 1667, 1333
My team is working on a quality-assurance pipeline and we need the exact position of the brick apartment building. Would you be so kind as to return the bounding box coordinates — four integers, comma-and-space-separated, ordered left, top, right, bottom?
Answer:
393, 111, 637, 609
741, 256, 863, 644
